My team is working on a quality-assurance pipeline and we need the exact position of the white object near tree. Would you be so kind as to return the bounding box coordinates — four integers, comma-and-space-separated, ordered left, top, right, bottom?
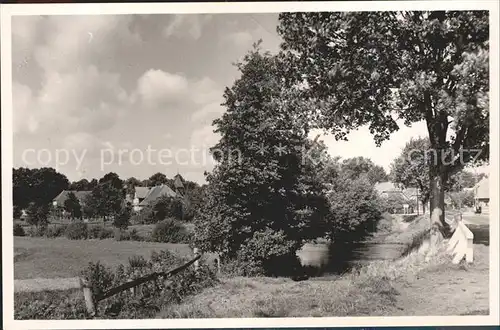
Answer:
193, 248, 200, 271
447, 220, 474, 264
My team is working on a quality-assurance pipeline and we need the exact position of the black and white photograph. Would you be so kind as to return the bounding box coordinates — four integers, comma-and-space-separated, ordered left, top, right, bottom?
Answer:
1, 1, 499, 329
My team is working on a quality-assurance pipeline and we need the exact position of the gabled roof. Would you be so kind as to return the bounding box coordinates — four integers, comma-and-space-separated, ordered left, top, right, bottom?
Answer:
135, 186, 151, 199
474, 177, 489, 199
53, 190, 92, 205
139, 184, 177, 206
374, 181, 397, 194
173, 174, 185, 189
374, 182, 418, 201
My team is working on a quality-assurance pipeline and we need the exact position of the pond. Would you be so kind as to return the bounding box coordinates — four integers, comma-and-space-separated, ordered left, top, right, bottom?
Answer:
296, 237, 408, 274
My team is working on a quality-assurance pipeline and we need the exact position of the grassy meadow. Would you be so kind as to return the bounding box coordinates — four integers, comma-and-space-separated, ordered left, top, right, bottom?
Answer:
14, 236, 192, 279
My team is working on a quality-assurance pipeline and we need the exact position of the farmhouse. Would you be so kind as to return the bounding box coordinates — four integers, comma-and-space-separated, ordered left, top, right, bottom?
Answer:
52, 190, 92, 208
473, 177, 489, 214
132, 175, 185, 212
374, 182, 423, 214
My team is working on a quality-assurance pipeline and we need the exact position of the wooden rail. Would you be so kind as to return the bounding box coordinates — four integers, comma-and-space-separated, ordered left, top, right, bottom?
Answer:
81, 253, 201, 316
447, 220, 474, 264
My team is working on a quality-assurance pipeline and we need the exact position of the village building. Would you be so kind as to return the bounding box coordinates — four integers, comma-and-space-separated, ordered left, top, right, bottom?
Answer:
52, 190, 92, 208
132, 174, 186, 212
374, 182, 424, 214
473, 177, 489, 214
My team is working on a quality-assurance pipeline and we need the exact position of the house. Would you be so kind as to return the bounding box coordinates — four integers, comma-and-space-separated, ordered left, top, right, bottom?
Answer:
132, 187, 151, 211
374, 182, 423, 214
52, 190, 92, 208
473, 177, 489, 213
173, 173, 185, 196
132, 184, 178, 212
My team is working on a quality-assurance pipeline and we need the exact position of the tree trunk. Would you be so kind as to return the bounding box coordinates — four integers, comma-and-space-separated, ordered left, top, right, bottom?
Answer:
429, 166, 450, 246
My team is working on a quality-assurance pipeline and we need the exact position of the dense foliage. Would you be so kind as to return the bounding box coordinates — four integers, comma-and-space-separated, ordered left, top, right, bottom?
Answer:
278, 11, 489, 234
194, 47, 337, 276
152, 219, 191, 244
15, 250, 217, 319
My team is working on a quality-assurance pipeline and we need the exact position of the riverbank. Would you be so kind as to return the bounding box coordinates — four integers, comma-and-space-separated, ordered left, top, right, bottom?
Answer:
157, 214, 489, 317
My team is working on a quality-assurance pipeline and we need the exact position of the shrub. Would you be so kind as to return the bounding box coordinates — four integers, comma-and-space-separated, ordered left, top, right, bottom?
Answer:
326, 176, 384, 244
128, 228, 141, 241
151, 196, 184, 222
64, 222, 88, 240
88, 225, 114, 240
236, 228, 302, 276
14, 224, 26, 236
113, 204, 132, 230
45, 224, 68, 238
151, 219, 191, 243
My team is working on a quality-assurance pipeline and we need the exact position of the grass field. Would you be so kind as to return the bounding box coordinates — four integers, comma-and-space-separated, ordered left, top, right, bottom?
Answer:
14, 237, 192, 279
159, 243, 489, 318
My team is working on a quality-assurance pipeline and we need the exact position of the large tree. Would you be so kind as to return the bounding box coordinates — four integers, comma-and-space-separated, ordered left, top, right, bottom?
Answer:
13, 167, 70, 210
68, 179, 91, 191
340, 156, 388, 185
194, 47, 329, 275
86, 181, 123, 219
278, 11, 489, 236
64, 192, 82, 219
148, 172, 168, 186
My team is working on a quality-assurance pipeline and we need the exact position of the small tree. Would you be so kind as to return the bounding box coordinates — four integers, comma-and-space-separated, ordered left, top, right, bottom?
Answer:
151, 195, 183, 222
13, 205, 22, 219
64, 192, 82, 219
113, 203, 132, 231
25, 202, 50, 230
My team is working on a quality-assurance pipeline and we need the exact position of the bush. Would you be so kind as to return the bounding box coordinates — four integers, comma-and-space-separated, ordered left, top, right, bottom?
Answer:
236, 228, 302, 277
151, 219, 191, 243
45, 224, 68, 238
151, 196, 184, 222
14, 224, 26, 236
64, 222, 88, 240
88, 225, 114, 240
326, 176, 384, 243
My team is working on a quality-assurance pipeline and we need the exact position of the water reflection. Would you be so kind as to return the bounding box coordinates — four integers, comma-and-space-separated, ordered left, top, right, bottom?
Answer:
296, 240, 407, 275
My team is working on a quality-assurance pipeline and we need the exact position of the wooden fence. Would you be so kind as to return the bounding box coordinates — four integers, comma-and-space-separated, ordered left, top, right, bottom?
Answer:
447, 219, 474, 264
81, 252, 201, 316
16, 250, 202, 317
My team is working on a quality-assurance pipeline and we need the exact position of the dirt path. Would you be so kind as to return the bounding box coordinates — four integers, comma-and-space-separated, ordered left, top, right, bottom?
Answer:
392, 244, 490, 316
14, 277, 81, 293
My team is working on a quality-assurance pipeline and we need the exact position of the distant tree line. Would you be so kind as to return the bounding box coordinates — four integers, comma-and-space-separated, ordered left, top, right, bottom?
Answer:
12, 168, 205, 230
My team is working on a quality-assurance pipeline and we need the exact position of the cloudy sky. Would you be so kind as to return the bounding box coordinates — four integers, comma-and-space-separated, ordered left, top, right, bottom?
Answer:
12, 13, 433, 184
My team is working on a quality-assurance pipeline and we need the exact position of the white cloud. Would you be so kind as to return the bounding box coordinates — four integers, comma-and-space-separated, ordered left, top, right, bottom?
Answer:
19, 66, 133, 135
190, 124, 220, 150
223, 31, 254, 49
136, 69, 189, 108
191, 101, 225, 124
33, 15, 141, 73
163, 14, 212, 40
13, 83, 37, 134
12, 16, 44, 66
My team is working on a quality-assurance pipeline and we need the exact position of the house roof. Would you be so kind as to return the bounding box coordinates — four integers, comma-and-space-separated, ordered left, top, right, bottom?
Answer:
139, 184, 177, 206
173, 174, 185, 189
474, 177, 489, 199
135, 186, 151, 199
374, 182, 418, 200
53, 190, 92, 205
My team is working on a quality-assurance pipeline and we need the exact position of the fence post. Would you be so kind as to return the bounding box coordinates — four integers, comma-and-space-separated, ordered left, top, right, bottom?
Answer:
80, 278, 96, 316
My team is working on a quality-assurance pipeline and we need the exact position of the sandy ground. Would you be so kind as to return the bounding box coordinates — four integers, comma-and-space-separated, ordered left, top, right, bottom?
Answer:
392, 243, 490, 316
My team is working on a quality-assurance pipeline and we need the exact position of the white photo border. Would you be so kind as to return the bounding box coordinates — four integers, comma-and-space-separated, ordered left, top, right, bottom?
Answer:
1, 1, 499, 329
